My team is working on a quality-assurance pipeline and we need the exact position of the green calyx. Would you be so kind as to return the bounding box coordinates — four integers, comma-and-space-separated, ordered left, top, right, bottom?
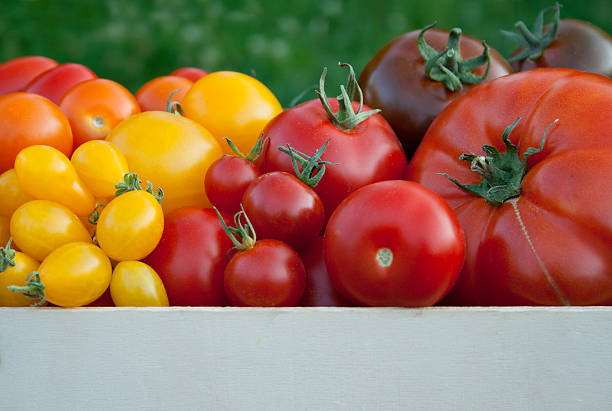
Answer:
214, 205, 257, 258
115, 172, 164, 204
439, 117, 559, 206
278, 140, 338, 188
224, 134, 267, 163
316, 62, 381, 132
7, 271, 46, 307
502, 3, 562, 62
166, 89, 184, 116
418, 22, 491, 92
0, 238, 16, 273
87, 203, 106, 225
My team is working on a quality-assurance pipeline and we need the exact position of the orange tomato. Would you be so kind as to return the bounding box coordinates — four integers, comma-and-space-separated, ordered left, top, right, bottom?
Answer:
135, 75, 193, 112
0, 216, 10, 247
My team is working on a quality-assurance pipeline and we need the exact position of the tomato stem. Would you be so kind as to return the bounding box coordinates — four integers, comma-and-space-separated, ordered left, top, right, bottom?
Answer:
87, 203, 106, 225
224, 134, 267, 162
278, 139, 338, 187
0, 238, 16, 273
166, 89, 184, 116
7, 271, 46, 307
214, 205, 257, 258
115, 172, 164, 204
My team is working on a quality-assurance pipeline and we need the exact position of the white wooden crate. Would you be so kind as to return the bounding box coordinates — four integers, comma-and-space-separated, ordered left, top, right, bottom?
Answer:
1, 306, 611, 410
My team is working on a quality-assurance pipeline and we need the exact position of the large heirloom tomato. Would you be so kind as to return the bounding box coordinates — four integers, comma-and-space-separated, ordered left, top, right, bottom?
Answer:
359, 24, 512, 158
0, 56, 58, 95
406, 69, 612, 306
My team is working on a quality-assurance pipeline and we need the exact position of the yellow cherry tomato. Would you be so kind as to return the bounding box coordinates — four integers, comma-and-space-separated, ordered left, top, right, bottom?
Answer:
38, 241, 111, 307
0, 241, 40, 307
0, 169, 35, 217
110, 261, 169, 306
14, 145, 95, 216
106, 111, 222, 213
10, 200, 92, 261
182, 71, 283, 156
0, 215, 10, 247
96, 191, 164, 261
71, 140, 129, 198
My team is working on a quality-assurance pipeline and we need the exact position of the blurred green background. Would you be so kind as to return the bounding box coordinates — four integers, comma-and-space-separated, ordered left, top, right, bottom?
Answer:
2, 0, 611, 106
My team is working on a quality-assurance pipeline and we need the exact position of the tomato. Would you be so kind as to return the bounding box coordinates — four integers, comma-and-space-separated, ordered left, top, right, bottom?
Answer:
0, 56, 58, 95
136, 75, 193, 112
0, 239, 40, 307
59, 78, 140, 149
10, 200, 92, 261
0, 169, 34, 217
182, 71, 283, 156
0, 216, 9, 247
262, 64, 407, 220
71, 140, 129, 198
110, 261, 169, 307
96, 190, 164, 261
38, 241, 112, 307
324, 180, 465, 307
359, 24, 512, 158
504, 4, 612, 77
86, 288, 114, 307
24, 63, 97, 104
15, 145, 95, 217
0, 92, 73, 173
171, 67, 208, 82
144, 207, 233, 306
406, 69, 612, 305
107, 111, 222, 213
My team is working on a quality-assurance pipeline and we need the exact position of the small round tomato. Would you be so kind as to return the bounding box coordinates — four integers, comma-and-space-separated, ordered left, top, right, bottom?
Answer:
10, 200, 92, 261
39, 241, 112, 307
324, 180, 466, 307
0, 56, 58, 95
0, 240, 40, 307
0, 92, 73, 174
107, 111, 222, 213
96, 190, 164, 261
14, 145, 95, 217
24, 63, 97, 104
182, 71, 283, 156
171, 67, 208, 82
136, 75, 193, 112
71, 140, 129, 198
59, 78, 141, 149
110, 261, 169, 307
0, 169, 34, 217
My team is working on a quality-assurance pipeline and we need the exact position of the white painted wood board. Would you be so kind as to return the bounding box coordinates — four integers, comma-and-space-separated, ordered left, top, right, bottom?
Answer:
1, 306, 611, 410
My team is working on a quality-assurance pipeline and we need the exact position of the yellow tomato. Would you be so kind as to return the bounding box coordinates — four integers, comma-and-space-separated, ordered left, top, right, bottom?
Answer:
39, 241, 111, 307
182, 71, 283, 156
110, 261, 169, 306
0, 243, 40, 307
0, 169, 35, 217
106, 111, 222, 213
71, 140, 129, 198
0, 216, 9, 247
96, 191, 164, 261
14, 145, 95, 216
10, 200, 92, 261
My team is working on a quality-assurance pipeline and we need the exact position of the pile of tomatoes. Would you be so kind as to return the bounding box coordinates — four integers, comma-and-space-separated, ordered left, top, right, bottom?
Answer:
1, 4, 612, 308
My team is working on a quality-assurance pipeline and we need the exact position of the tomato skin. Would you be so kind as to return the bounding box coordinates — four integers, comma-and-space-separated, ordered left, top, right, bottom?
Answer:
0, 56, 58, 95
262, 98, 407, 220
406, 69, 612, 305
170, 67, 208, 82
110, 261, 169, 307
71, 141, 129, 198
106, 111, 222, 213
0, 216, 9, 247
0, 169, 35, 217
224, 239, 306, 307
205, 155, 261, 215
242, 172, 324, 251
59, 78, 141, 149
39, 241, 112, 307
143, 207, 233, 306
358, 28, 512, 158
324, 180, 465, 307
136, 75, 193, 112
10, 200, 92, 261
0, 92, 73, 174
96, 191, 164, 262
24, 63, 97, 104
85, 288, 114, 307
0, 250, 39, 307
182, 71, 283, 156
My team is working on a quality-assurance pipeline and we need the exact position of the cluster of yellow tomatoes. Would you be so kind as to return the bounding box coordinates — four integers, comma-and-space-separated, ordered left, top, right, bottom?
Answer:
0, 64, 283, 308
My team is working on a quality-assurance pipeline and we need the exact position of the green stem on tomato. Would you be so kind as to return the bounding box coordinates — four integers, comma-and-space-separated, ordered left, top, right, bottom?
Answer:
7, 271, 46, 307
114, 172, 164, 204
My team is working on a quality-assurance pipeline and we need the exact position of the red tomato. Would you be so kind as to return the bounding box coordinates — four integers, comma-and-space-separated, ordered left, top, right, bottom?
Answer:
24, 63, 97, 104
143, 207, 233, 306
225, 239, 306, 307
324, 180, 465, 307
0, 56, 58, 95
406, 69, 612, 305
0, 92, 73, 173
135, 75, 193, 112
85, 288, 114, 307
170, 67, 208, 82
205, 157, 260, 215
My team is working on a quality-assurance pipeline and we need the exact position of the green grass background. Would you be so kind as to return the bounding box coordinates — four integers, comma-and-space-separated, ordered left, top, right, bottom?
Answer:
2, 0, 610, 106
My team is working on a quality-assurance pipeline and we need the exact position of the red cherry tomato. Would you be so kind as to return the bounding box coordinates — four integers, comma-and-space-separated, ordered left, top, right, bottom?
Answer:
135, 75, 193, 112
170, 67, 208, 82
0, 56, 58, 96
24, 63, 97, 104
143, 207, 233, 306
205, 156, 261, 215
